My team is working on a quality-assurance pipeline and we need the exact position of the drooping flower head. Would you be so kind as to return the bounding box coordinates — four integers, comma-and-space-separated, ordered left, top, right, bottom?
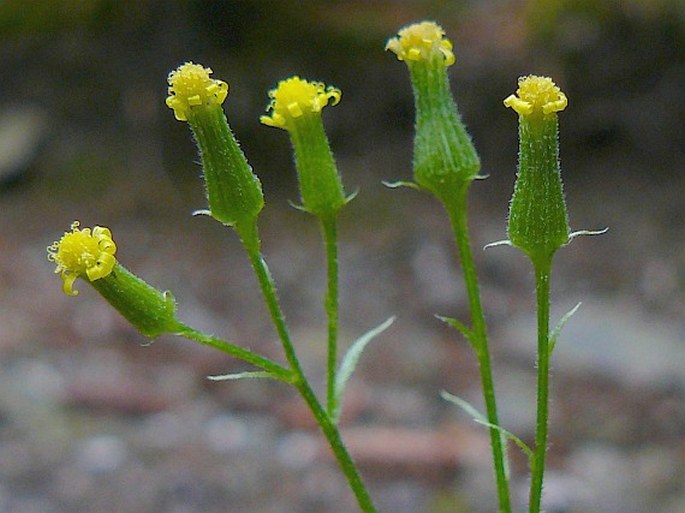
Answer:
47, 221, 117, 296
385, 21, 455, 67
260, 76, 341, 131
503, 75, 568, 117
166, 62, 229, 121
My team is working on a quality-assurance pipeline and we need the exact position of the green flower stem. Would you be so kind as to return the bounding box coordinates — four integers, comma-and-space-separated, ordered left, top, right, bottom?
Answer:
295, 378, 377, 513
321, 215, 340, 416
529, 257, 552, 513
445, 190, 512, 513
235, 219, 301, 373
176, 324, 293, 383
235, 219, 377, 513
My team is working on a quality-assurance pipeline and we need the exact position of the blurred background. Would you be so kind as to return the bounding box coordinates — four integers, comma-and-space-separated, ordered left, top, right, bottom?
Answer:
1, 0, 684, 512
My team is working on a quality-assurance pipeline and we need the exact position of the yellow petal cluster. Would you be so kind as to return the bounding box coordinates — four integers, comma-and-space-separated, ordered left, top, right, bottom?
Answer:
47, 221, 117, 296
385, 21, 455, 67
260, 76, 341, 130
503, 75, 568, 116
166, 62, 229, 121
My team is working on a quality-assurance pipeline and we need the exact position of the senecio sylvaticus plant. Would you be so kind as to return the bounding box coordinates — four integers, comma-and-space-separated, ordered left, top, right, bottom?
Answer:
47, 20, 602, 513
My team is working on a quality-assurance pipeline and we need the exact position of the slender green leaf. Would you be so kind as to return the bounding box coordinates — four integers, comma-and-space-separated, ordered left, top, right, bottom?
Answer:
435, 314, 475, 349
549, 302, 581, 353
441, 391, 535, 473
207, 371, 275, 381
472, 419, 534, 462
333, 316, 395, 423
440, 390, 487, 422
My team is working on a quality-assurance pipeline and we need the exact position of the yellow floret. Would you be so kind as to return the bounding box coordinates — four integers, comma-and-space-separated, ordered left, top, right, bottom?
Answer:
47, 221, 117, 296
503, 75, 568, 116
166, 62, 229, 121
385, 21, 455, 67
260, 76, 341, 130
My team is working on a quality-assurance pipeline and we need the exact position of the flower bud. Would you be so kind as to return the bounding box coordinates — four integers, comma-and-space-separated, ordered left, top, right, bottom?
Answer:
166, 62, 264, 228
504, 75, 570, 263
386, 21, 480, 205
261, 76, 345, 218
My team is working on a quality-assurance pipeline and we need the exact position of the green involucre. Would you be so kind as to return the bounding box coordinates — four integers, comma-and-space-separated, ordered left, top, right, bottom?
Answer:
408, 55, 480, 205
187, 106, 264, 227
507, 113, 569, 263
90, 263, 181, 338
288, 113, 345, 218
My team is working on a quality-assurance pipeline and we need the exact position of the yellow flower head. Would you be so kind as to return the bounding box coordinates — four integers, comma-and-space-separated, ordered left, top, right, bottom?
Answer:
385, 21, 455, 67
47, 221, 117, 296
166, 62, 229, 121
260, 76, 341, 130
503, 75, 568, 116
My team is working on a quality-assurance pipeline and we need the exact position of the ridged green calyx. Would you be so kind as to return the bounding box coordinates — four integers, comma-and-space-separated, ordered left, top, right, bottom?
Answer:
386, 21, 480, 205
91, 264, 180, 338
504, 75, 570, 264
261, 76, 345, 219
47, 222, 181, 338
166, 62, 264, 228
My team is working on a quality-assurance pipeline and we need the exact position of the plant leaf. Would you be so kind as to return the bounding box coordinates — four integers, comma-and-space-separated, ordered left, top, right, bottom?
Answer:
549, 301, 581, 353
333, 316, 395, 423
471, 419, 534, 463
435, 315, 476, 350
207, 371, 275, 381
381, 180, 421, 190
440, 390, 488, 423
442, 390, 534, 466
441, 391, 536, 474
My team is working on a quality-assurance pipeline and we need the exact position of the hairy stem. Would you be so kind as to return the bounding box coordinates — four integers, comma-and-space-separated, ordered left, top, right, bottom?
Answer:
529, 258, 552, 513
446, 191, 512, 513
295, 378, 377, 513
235, 219, 377, 513
176, 324, 293, 382
321, 215, 340, 416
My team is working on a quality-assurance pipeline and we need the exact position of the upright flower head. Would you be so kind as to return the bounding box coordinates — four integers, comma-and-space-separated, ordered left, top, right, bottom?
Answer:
505, 75, 570, 263
260, 76, 345, 218
386, 20, 479, 206
504, 75, 568, 117
166, 62, 229, 121
260, 76, 341, 131
165, 62, 263, 229
47, 221, 117, 296
385, 21, 455, 67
